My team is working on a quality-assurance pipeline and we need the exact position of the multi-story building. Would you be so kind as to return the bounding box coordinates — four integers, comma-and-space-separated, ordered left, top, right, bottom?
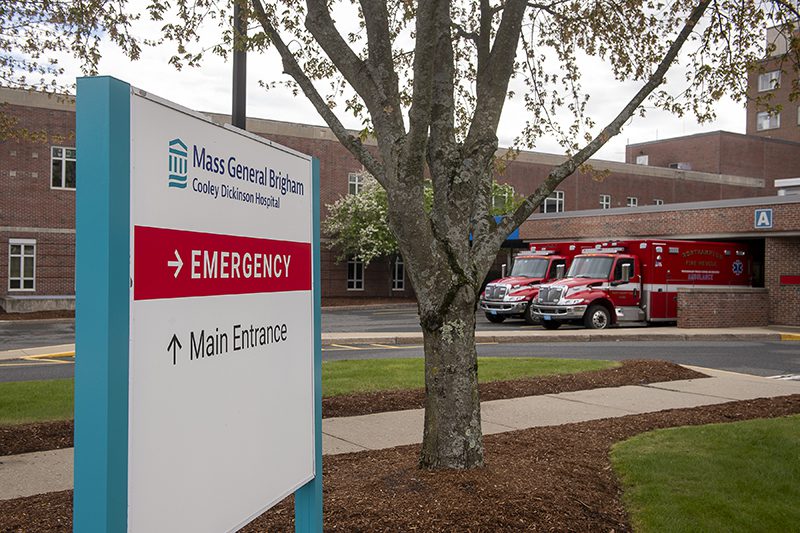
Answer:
0, 87, 788, 312
745, 25, 800, 143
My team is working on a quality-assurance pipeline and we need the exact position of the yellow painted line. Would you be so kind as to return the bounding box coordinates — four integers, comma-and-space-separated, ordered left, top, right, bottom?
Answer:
370, 343, 424, 350
23, 351, 75, 360
328, 343, 363, 350
780, 333, 800, 341
19, 357, 73, 365
0, 361, 72, 367
370, 343, 400, 349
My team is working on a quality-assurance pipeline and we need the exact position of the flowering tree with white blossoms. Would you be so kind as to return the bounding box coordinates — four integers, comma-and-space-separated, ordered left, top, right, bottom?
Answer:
325, 172, 520, 266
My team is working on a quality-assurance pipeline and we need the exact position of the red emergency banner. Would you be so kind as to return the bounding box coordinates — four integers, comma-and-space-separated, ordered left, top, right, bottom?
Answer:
133, 225, 312, 301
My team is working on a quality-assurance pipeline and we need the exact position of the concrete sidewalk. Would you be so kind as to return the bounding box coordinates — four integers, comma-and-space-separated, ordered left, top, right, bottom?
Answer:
2, 365, 799, 500
2, 326, 799, 361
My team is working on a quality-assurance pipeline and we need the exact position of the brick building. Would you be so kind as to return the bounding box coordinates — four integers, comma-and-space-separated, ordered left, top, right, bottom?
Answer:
0, 86, 794, 313
625, 131, 800, 180
744, 24, 800, 143
0, 89, 76, 312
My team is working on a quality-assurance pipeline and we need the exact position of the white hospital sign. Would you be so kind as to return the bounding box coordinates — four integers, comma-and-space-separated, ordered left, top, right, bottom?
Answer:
74, 77, 322, 533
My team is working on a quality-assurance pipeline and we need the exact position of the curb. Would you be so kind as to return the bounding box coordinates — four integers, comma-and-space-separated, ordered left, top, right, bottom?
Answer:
0, 317, 74, 324
321, 303, 417, 311
321, 331, 784, 346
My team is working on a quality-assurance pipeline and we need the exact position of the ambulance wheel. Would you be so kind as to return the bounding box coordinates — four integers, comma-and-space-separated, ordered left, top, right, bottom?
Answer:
485, 313, 506, 323
584, 305, 611, 330
541, 320, 561, 330
523, 303, 540, 325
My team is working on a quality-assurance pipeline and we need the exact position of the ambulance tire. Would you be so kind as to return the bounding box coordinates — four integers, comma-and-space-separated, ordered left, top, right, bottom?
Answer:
523, 303, 540, 325
584, 304, 611, 330
485, 313, 506, 323
541, 320, 562, 330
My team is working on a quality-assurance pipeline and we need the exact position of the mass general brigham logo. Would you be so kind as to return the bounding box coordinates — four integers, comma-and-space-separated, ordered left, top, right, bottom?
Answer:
168, 138, 188, 189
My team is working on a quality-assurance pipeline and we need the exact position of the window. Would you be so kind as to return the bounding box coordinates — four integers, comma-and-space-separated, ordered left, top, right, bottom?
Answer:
492, 188, 514, 212
347, 256, 364, 290
547, 260, 566, 278
635, 154, 649, 165
599, 194, 611, 209
654, 199, 664, 206
9, 239, 35, 291
626, 196, 638, 207
758, 70, 781, 92
540, 190, 564, 213
348, 172, 364, 195
51, 147, 76, 190
392, 256, 405, 291
756, 111, 780, 131
613, 258, 636, 281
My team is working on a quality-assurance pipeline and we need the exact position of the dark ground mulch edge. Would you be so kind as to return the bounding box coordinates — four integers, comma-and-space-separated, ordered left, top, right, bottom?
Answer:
0, 420, 73, 457
3, 395, 799, 532
322, 359, 705, 418
0, 360, 702, 457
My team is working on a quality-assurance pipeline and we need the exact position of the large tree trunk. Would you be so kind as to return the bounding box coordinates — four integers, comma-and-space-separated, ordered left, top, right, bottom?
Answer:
419, 284, 483, 469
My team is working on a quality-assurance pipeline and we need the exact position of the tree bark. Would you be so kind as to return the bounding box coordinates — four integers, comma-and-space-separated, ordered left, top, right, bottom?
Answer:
418, 284, 483, 469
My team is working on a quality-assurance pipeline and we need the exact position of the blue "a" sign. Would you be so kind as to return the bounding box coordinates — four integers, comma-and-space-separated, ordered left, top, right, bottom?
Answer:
754, 208, 773, 229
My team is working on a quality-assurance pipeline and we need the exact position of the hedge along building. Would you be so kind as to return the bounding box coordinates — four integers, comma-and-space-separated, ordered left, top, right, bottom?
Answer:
0, 85, 794, 312
519, 190, 800, 326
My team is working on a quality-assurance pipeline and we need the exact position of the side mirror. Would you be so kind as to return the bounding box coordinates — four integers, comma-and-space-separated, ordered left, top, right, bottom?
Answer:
621, 263, 631, 283
501, 263, 507, 277
555, 264, 565, 279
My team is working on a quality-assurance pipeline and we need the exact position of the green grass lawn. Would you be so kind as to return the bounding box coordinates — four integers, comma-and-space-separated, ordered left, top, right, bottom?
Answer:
611, 415, 800, 532
322, 356, 617, 397
0, 356, 617, 425
0, 379, 74, 425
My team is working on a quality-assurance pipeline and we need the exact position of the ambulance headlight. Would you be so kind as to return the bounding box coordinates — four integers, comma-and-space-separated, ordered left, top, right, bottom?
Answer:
561, 298, 584, 305
505, 295, 527, 302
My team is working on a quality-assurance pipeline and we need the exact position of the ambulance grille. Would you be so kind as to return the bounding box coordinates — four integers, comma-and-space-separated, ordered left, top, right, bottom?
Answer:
538, 286, 564, 303
485, 284, 508, 300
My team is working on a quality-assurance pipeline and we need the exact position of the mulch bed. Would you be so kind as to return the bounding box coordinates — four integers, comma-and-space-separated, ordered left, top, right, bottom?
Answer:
0, 421, 73, 457
323, 359, 704, 418
0, 360, 702, 457
2, 395, 799, 532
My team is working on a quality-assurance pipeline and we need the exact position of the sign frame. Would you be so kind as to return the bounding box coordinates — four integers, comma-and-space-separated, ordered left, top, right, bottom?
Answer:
754, 208, 773, 229
74, 76, 322, 532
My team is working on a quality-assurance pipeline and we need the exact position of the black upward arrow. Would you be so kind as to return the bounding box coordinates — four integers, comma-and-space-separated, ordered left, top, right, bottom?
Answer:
167, 334, 182, 365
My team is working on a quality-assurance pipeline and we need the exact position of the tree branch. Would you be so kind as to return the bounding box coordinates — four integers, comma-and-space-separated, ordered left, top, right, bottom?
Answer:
304, 0, 391, 135
359, 1, 405, 133
402, 0, 445, 179
251, 0, 384, 180
490, 0, 713, 250
465, 0, 527, 148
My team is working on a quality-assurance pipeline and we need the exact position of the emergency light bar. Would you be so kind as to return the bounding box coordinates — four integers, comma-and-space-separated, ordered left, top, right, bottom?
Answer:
526, 250, 556, 255
581, 246, 626, 254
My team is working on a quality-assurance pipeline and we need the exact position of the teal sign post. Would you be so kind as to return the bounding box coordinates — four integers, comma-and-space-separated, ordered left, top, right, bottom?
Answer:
74, 76, 322, 532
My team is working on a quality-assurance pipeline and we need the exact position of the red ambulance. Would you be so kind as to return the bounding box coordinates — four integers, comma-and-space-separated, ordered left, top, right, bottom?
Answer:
532, 240, 751, 329
479, 242, 590, 324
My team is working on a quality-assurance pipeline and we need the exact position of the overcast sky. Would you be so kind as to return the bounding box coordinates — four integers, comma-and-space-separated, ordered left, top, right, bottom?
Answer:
83, 18, 747, 163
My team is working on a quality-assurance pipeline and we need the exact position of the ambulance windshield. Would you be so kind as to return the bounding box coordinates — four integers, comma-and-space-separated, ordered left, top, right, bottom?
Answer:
567, 256, 614, 279
509, 257, 549, 278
